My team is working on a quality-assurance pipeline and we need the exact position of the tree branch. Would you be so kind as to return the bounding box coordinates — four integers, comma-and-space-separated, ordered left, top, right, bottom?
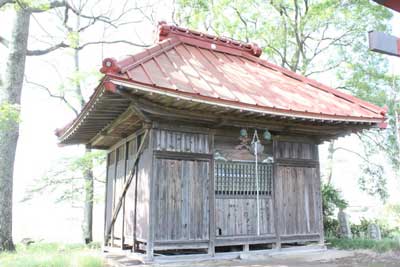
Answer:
26, 42, 68, 56
78, 40, 150, 50
0, 36, 9, 48
334, 146, 371, 164
24, 77, 79, 116
26, 0, 66, 13
0, 0, 14, 8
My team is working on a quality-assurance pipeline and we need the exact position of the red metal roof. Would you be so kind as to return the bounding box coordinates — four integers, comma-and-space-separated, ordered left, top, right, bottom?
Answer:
99, 22, 386, 123
373, 0, 400, 12
57, 22, 388, 146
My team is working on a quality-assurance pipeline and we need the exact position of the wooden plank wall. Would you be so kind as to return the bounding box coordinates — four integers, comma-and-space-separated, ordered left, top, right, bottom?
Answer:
154, 128, 210, 153
104, 130, 152, 247
124, 138, 137, 244
114, 145, 125, 240
104, 151, 116, 242
274, 137, 322, 242
154, 158, 210, 241
135, 135, 152, 241
152, 128, 211, 242
215, 197, 274, 236
213, 128, 275, 238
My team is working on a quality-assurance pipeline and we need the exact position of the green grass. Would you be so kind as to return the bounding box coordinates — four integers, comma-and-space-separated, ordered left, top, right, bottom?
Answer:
327, 237, 400, 253
0, 243, 104, 267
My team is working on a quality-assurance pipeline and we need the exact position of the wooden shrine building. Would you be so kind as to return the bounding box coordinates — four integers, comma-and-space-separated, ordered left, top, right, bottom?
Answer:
56, 22, 387, 259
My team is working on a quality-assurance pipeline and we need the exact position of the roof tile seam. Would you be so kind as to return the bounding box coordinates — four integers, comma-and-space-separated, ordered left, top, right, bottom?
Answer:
119, 38, 181, 73
163, 46, 199, 94
178, 43, 222, 98
239, 53, 385, 115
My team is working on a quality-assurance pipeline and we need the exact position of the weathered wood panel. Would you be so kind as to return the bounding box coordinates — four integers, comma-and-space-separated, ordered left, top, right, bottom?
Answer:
136, 136, 152, 241
215, 197, 274, 236
154, 158, 210, 241
113, 145, 125, 239
153, 129, 210, 153
275, 141, 317, 161
275, 166, 319, 236
104, 151, 116, 241
124, 138, 137, 243
213, 128, 273, 161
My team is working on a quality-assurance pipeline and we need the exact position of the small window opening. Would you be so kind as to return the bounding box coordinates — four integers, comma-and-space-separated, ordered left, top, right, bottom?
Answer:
214, 161, 273, 196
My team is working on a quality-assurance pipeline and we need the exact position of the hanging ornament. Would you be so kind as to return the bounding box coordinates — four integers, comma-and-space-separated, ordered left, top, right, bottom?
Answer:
239, 128, 248, 137
236, 128, 250, 150
263, 129, 272, 141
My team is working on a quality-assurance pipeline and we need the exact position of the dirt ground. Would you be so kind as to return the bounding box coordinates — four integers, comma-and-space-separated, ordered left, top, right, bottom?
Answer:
105, 249, 400, 267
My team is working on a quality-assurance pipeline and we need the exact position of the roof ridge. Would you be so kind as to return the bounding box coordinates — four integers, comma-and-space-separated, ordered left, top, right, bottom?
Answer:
157, 21, 262, 57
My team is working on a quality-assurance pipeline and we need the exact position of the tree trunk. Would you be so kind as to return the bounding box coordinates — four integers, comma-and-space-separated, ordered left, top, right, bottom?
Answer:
0, 8, 30, 252
83, 147, 94, 244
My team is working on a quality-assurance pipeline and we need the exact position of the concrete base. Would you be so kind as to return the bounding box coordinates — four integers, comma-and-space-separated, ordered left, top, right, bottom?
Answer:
104, 244, 327, 265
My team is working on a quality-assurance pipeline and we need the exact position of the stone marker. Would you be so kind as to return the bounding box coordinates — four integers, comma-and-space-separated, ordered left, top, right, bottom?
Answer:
368, 223, 382, 240
338, 209, 352, 239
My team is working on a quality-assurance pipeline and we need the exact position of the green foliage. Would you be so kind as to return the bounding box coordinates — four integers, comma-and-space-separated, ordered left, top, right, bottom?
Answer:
67, 31, 80, 49
327, 237, 400, 252
322, 183, 348, 217
0, 102, 20, 131
358, 163, 388, 201
14, 0, 51, 11
0, 243, 104, 267
176, 0, 391, 73
322, 183, 348, 237
23, 150, 106, 205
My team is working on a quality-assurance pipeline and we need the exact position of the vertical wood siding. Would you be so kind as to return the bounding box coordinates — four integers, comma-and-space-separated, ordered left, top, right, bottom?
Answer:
275, 141, 317, 160
274, 139, 322, 238
114, 145, 125, 239
104, 131, 152, 245
124, 138, 137, 241
154, 158, 210, 241
153, 129, 210, 153
215, 197, 274, 236
135, 136, 152, 241
104, 151, 116, 240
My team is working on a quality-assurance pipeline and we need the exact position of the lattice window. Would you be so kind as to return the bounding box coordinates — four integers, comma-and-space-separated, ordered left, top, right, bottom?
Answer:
215, 161, 273, 196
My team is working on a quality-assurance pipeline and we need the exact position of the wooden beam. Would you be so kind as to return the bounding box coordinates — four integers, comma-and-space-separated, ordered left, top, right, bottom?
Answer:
104, 129, 150, 244
131, 96, 372, 136
89, 106, 137, 147
115, 88, 151, 123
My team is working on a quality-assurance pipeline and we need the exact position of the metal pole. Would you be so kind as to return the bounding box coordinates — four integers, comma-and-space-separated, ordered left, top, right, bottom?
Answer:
254, 130, 260, 236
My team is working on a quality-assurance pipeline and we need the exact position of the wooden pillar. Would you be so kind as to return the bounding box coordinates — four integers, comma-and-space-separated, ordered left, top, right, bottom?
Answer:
208, 131, 216, 256
120, 141, 128, 249
272, 139, 281, 249
111, 149, 118, 246
132, 137, 138, 252
103, 153, 110, 247
146, 127, 155, 260
315, 145, 325, 245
